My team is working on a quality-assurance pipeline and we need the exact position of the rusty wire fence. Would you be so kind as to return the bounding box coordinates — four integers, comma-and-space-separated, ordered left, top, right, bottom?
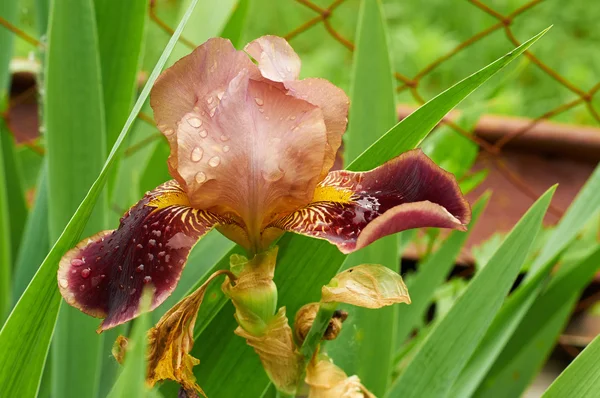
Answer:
2, 0, 600, 217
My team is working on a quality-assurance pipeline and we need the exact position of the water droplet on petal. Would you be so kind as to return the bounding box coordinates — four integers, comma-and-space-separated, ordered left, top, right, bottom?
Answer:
258, 108, 264, 113
187, 117, 202, 128
290, 116, 296, 120
209, 108, 216, 117
199, 129, 208, 138
207, 97, 214, 104
149, 239, 156, 246
136, 264, 144, 273
71, 259, 83, 267
195, 171, 207, 183
217, 91, 224, 100
254, 97, 264, 106
148, 253, 154, 261
220, 135, 229, 142
79, 284, 85, 292
59, 278, 69, 288
223, 145, 230, 153
152, 230, 162, 237
164, 128, 174, 136
81, 268, 91, 279
208, 156, 221, 167
129, 288, 137, 295
143, 276, 152, 284
191, 147, 203, 162
262, 168, 285, 182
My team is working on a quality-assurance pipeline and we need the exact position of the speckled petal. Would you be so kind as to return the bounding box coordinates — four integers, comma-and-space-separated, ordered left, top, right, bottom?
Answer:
150, 38, 258, 185
267, 149, 471, 253
244, 36, 301, 82
57, 181, 237, 331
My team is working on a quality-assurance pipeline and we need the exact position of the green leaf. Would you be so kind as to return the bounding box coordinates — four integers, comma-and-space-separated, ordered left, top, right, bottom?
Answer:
45, 0, 107, 395
338, 0, 398, 393
542, 322, 600, 398
387, 186, 555, 398
0, 1, 200, 395
348, 27, 551, 173
220, 0, 250, 48
451, 162, 600, 397
12, 165, 49, 305
474, 243, 600, 398
0, 121, 11, 321
0, 0, 17, 107
394, 193, 488, 349
107, 290, 153, 398
171, 29, 550, 397
0, 124, 29, 261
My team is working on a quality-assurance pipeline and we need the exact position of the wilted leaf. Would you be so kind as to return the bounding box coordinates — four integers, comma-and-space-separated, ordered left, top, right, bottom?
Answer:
305, 354, 374, 398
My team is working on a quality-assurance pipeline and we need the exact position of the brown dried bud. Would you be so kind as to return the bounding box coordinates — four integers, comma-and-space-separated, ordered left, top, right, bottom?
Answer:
322, 264, 411, 308
294, 303, 348, 346
235, 307, 302, 395
306, 354, 374, 397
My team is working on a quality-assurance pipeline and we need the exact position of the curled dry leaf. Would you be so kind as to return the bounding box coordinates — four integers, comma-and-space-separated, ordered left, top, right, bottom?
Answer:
113, 270, 234, 397
235, 307, 302, 395
321, 264, 411, 308
306, 354, 374, 398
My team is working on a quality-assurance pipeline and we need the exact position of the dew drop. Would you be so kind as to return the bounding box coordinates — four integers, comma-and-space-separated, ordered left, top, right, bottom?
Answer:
191, 147, 203, 162
152, 230, 162, 237
187, 117, 202, 128
143, 276, 152, 284
71, 259, 84, 267
59, 278, 69, 288
129, 288, 137, 295
118, 266, 123, 272
208, 156, 221, 167
119, 284, 124, 290
195, 171, 207, 184
148, 253, 154, 261
158, 251, 166, 257
81, 268, 91, 279
217, 91, 224, 100
290, 116, 296, 120
79, 284, 85, 292
149, 239, 156, 246
136, 264, 144, 273
164, 128, 174, 136
223, 145, 230, 153
136, 243, 143, 249
165, 254, 171, 263
220, 135, 229, 142
254, 97, 264, 106
199, 129, 208, 138
207, 97, 214, 104
258, 108, 264, 113
209, 108, 216, 117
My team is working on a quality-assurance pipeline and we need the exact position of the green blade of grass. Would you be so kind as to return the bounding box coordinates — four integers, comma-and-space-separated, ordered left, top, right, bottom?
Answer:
12, 165, 49, 305
0, 0, 18, 322
0, 1, 200, 395
45, 0, 107, 396
394, 193, 488, 350
107, 290, 152, 398
474, 242, 600, 398
542, 319, 600, 398
159, 29, 550, 397
0, 125, 28, 263
338, 0, 398, 392
450, 162, 600, 398
386, 186, 555, 398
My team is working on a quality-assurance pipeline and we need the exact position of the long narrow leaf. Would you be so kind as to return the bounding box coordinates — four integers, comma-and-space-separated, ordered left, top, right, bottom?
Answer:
45, 0, 107, 395
338, 0, 398, 392
542, 321, 600, 398
387, 186, 555, 398
0, 2, 200, 395
450, 162, 600, 397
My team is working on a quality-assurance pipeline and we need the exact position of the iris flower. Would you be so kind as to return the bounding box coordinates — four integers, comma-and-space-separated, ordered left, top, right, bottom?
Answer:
58, 35, 469, 357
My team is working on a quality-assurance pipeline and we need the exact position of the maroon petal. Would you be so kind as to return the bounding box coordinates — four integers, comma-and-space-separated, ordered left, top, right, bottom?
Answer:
267, 149, 471, 254
57, 180, 236, 331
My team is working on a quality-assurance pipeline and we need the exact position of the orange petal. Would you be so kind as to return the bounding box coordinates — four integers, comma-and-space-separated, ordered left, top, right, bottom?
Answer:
267, 149, 471, 253
57, 181, 238, 331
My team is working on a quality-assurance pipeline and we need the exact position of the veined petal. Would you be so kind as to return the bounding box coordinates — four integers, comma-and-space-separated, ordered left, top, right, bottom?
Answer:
245, 36, 350, 179
150, 38, 258, 185
244, 35, 301, 82
285, 78, 349, 179
58, 181, 237, 331
266, 149, 471, 253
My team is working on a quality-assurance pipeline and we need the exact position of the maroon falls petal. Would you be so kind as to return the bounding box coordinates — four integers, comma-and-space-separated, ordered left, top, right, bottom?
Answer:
57, 180, 237, 331
266, 149, 471, 253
